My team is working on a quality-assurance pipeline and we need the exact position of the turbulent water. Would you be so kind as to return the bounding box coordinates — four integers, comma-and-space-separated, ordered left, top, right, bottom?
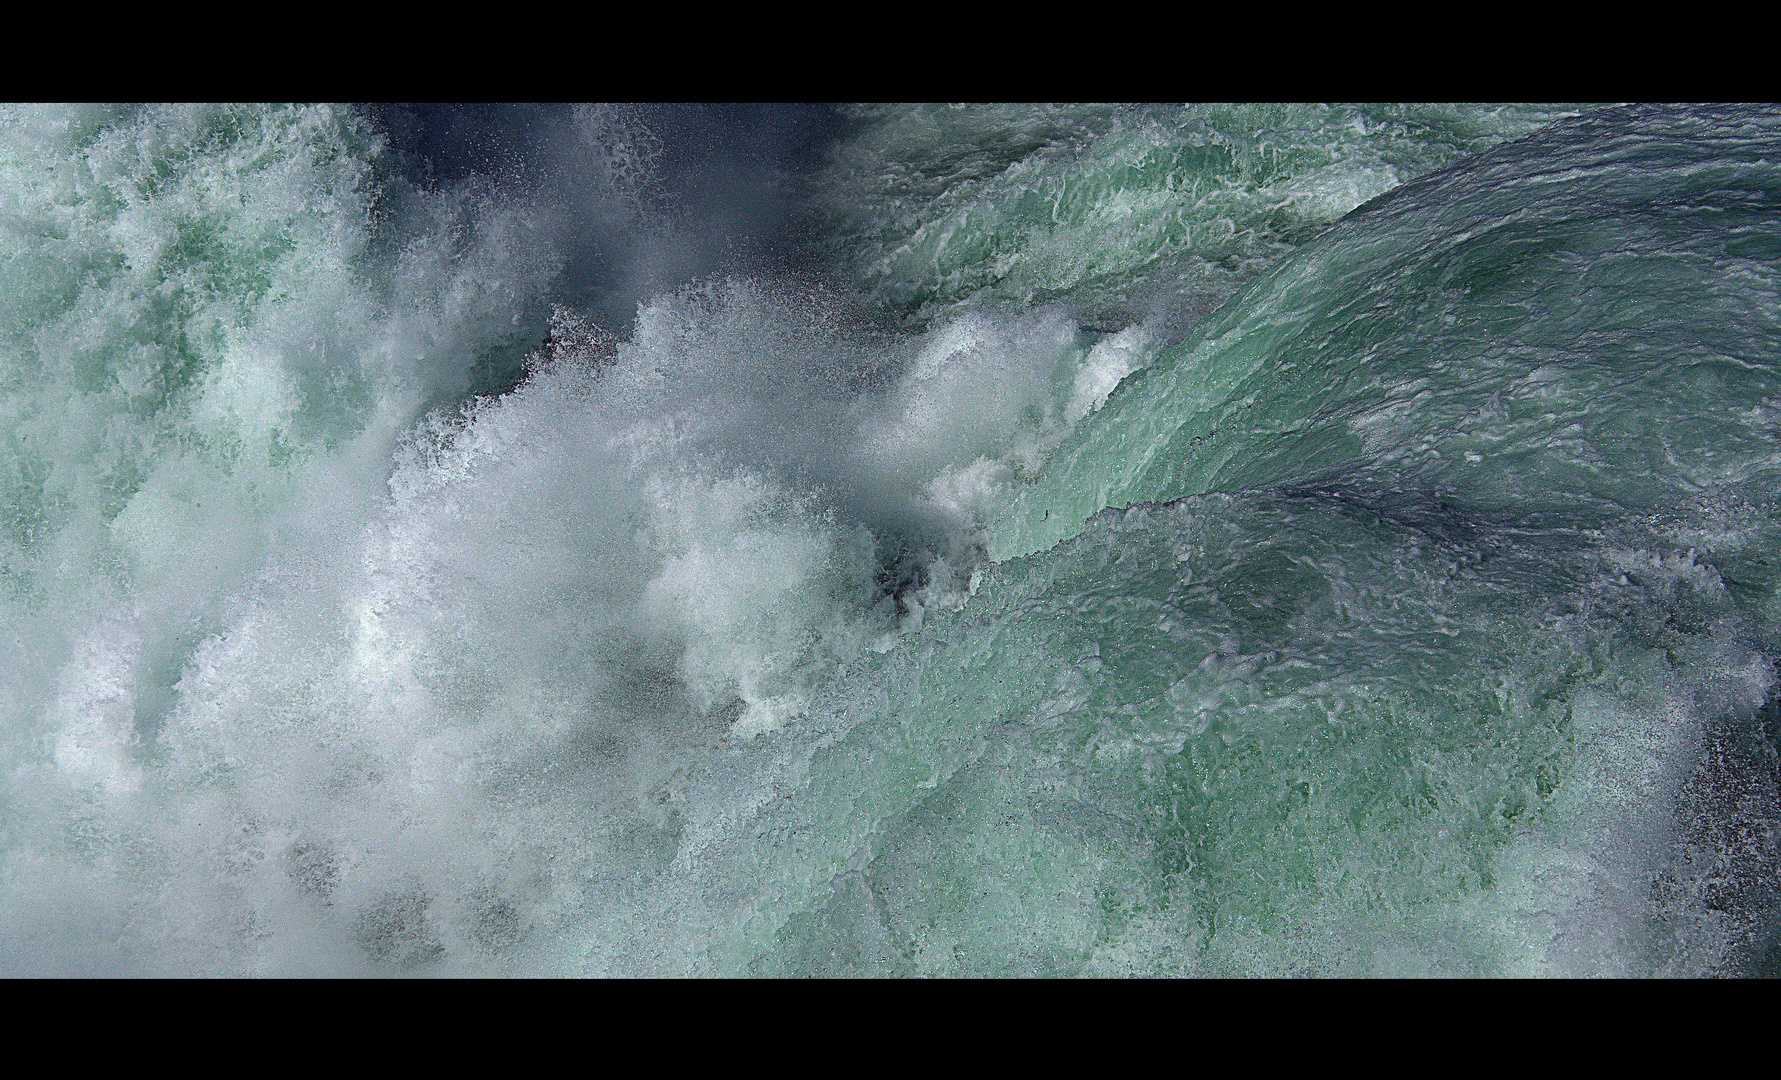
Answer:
2, 102, 1778, 977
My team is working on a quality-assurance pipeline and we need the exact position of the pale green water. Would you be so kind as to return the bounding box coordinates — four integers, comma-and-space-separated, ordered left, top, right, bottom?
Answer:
1, 103, 1774, 976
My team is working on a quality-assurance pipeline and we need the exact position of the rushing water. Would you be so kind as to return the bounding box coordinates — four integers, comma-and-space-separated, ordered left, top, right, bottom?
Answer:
1, 103, 1777, 976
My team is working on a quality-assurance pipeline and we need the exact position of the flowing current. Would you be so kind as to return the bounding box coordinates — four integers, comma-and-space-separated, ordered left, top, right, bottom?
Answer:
2, 103, 1778, 976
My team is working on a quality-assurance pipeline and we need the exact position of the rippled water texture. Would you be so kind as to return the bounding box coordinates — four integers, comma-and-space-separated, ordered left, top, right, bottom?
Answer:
1, 103, 1776, 976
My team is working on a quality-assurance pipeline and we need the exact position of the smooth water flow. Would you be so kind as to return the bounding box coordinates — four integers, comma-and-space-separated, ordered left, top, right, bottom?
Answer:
1, 103, 1776, 976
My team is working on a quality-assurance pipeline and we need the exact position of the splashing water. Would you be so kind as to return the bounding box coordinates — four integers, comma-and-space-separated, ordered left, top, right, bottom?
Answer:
2, 102, 1776, 977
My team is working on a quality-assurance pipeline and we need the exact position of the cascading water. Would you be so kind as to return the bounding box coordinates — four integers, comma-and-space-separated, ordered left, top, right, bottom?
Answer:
1, 102, 1775, 976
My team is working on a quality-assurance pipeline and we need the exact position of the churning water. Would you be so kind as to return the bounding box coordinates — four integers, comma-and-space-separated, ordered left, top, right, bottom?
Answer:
2, 103, 1777, 976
